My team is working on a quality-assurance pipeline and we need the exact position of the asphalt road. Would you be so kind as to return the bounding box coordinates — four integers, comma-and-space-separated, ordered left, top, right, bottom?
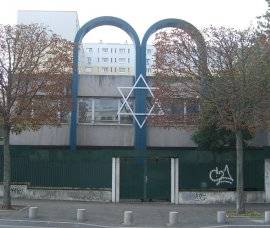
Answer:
1, 199, 270, 227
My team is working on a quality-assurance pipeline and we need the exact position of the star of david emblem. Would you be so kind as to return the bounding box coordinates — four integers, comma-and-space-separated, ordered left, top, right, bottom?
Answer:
117, 74, 164, 128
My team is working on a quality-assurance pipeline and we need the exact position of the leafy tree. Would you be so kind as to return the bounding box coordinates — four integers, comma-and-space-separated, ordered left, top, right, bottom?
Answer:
257, 0, 270, 35
0, 24, 72, 209
152, 27, 270, 213
192, 125, 252, 151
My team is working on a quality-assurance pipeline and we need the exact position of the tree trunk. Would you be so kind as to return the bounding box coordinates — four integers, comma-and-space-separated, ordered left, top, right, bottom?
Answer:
2, 125, 11, 209
236, 130, 245, 214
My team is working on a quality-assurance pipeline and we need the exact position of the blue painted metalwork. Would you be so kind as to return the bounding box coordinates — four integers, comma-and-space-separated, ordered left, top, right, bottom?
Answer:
69, 16, 141, 150
141, 18, 208, 78
140, 18, 208, 200
70, 17, 207, 151
141, 18, 208, 92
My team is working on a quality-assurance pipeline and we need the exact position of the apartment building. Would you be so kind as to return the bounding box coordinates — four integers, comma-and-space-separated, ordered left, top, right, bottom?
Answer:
83, 41, 155, 76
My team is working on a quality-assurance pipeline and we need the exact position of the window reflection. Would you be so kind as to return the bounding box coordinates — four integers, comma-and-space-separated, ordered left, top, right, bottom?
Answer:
78, 98, 133, 125
94, 99, 118, 123
78, 98, 92, 123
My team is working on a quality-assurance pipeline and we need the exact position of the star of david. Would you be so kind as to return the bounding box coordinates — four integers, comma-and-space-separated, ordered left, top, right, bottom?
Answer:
117, 74, 164, 128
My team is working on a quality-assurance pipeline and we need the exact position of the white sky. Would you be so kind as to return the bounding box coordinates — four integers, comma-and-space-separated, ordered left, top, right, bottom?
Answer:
0, 0, 268, 43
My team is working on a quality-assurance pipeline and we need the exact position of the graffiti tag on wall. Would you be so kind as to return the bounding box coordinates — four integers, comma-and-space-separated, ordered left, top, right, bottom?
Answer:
194, 192, 207, 201
209, 165, 234, 186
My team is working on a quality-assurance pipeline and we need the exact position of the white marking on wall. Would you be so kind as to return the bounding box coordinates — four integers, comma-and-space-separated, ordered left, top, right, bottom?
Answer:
209, 165, 234, 186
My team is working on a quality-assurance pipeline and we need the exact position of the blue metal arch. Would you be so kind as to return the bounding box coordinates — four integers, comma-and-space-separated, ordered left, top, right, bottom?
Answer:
139, 19, 209, 151
141, 18, 208, 78
69, 16, 141, 150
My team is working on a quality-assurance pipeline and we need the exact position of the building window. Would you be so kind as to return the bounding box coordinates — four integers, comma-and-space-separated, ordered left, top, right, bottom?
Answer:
87, 48, 92, 53
146, 59, 150, 65
186, 100, 199, 113
78, 98, 134, 125
147, 68, 151, 74
97, 58, 99, 62
78, 98, 93, 123
128, 58, 130, 63
102, 48, 108, 53
111, 58, 113, 63
102, 67, 109, 73
119, 98, 133, 124
102, 58, 109, 63
128, 49, 130, 54
86, 67, 92, 73
170, 99, 185, 114
87, 57, 92, 64
119, 48, 125, 54
115, 58, 117, 62
111, 48, 113, 53
119, 58, 125, 63
94, 99, 118, 123
60, 111, 69, 124
119, 67, 126, 73
147, 49, 152, 54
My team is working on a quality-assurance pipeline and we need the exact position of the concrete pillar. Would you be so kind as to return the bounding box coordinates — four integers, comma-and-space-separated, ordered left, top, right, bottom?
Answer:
29, 207, 38, 219
265, 159, 270, 202
112, 157, 120, 203
265, 211, 270, 223
217, 211, 226, 224
77, 209, 86, 222
123, 211, 133, 225
171, 158, 179, 204
167, 211, 179, 226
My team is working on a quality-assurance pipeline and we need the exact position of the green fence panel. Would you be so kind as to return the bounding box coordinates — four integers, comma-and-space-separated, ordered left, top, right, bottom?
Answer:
120, 157, 144, 199
0, 146, 268, 191
0, 149, 112, 189
147, 157, 170, 201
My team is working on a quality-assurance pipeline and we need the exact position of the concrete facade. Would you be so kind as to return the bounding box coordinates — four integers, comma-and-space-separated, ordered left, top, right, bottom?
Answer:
14, 11, 270, 148
0, 184, 265, 204
9, 74, 270, 147
10, 126, 69, 146
178, 191, 265, 204
0, 184, 111, 202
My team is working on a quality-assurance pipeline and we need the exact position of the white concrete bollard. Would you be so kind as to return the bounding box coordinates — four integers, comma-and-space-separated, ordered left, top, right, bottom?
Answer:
167, 211, 179, 226
77, 209, 86, 222
217, 211, 226, 224
28, 207, 38, 219
123, 211, 133, 225
265, 211, 270, 223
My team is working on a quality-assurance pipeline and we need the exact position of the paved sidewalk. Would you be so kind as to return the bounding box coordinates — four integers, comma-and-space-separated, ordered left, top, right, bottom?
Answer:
0, 199, 270, 227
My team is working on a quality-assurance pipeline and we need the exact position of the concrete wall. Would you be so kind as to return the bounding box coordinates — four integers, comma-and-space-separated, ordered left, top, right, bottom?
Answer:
147, 126, 197, 147
78, 74, 134, 97
10, 125, 69, 145
10, 125, 134, 146
9, 74, 270, 147
10, 124, 195, 147
0, 184, 266, 204
77, 125, 134, 146
178, 191, 265, 204
0, 184, 111, 202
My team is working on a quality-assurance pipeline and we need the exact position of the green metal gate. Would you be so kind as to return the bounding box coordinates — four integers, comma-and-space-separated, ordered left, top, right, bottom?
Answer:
120, 157, 170, 201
